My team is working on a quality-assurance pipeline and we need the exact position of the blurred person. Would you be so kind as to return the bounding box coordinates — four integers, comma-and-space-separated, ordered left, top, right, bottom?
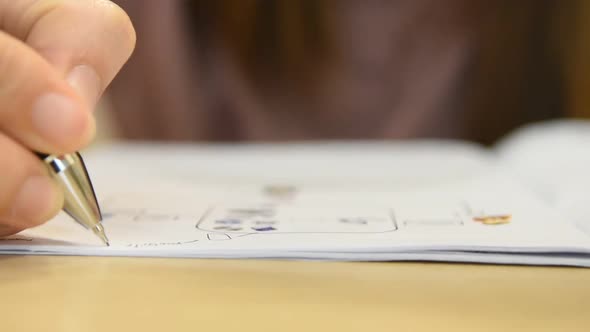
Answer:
108, 0, 577, 144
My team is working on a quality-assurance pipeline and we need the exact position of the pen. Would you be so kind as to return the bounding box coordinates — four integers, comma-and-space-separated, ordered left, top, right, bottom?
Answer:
36, 152, 109, 246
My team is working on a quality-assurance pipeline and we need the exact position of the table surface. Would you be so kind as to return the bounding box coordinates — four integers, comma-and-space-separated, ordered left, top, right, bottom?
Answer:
1, 256, 589, 332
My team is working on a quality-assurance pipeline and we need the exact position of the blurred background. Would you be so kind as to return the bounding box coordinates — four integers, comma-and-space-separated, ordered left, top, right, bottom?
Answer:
96, 0, 590, 146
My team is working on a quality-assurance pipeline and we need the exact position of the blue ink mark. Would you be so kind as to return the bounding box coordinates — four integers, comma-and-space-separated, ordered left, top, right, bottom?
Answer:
251, 226, 277, 232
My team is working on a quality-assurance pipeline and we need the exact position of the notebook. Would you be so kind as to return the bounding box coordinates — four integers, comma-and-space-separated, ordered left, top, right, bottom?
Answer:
2, 120, 589, 267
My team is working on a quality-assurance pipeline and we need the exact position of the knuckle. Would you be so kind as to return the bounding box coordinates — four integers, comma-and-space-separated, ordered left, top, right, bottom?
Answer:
0, 34, 29, 102
0, 37, 17, 86
6, 0, 62, 41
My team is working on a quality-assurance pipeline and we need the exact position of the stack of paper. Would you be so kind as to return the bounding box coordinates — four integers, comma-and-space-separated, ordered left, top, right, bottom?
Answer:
1, 131, 589, 267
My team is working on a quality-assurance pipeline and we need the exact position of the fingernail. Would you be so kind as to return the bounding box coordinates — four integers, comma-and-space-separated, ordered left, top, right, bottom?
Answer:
67, 65, 102, 108
11, 176, 63, 225
32, 93, 90, 145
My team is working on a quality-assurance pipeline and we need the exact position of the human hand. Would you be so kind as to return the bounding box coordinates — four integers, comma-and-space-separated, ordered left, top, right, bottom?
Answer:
0, 0, 135, 236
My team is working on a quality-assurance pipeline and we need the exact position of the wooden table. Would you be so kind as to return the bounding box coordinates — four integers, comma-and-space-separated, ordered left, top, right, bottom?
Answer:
1, 256, 589, 331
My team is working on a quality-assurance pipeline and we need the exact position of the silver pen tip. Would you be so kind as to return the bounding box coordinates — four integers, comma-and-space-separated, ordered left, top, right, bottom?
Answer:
49, 153, 107, 245
92, 224, 110, 247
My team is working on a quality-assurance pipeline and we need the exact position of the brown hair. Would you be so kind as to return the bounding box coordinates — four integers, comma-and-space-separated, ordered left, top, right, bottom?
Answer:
184, 0, 582, 144
461, 0, 567, 144
185, 0, 334, 90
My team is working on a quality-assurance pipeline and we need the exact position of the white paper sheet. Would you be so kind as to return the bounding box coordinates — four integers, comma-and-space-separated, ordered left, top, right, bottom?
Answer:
2, 141, 590, 267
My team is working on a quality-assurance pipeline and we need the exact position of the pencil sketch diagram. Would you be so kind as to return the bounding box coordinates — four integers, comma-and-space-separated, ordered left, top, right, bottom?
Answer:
98, 207, 211, 246
396, 200, 512, 228
397, 203, 467, 228
195, 204, 399, 240
95, 204, 399, 246
93, 192, 512, 248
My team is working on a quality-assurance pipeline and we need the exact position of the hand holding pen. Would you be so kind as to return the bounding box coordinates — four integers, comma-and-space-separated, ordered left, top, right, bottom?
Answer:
0, 1, 135, 239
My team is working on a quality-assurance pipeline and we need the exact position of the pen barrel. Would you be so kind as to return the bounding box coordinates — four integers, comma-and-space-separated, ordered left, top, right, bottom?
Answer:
38, 154, 78, 173
38, 153, 102, 231
35, 152, 50, 159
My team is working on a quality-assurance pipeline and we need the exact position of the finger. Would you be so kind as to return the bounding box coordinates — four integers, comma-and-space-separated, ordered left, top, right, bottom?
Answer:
2, 0, 136, 107
0, 31, 95, 154
0, 133, 63, 234
0, 224, 24, 237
